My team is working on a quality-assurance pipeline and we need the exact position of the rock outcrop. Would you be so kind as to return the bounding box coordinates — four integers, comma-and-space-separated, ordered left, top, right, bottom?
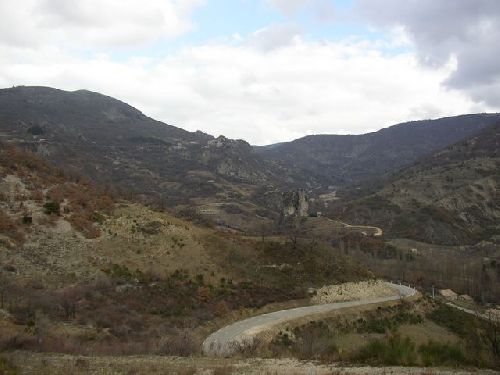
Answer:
282, 190, 309, 217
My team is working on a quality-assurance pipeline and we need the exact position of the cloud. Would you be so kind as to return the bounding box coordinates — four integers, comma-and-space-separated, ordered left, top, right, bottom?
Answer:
0, 0, 495, 145
0, 34, 487, 145
265, 0, 313, 15
0, 0, 205, 48
358, 0, 500, 106
264, 0, 335, 22
246, 24, 302, 51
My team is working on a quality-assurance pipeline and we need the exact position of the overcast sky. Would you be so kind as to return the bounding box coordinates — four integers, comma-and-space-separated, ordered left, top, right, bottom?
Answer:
1, 0, 499, 145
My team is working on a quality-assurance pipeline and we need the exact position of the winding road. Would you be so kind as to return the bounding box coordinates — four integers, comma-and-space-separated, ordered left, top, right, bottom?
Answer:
203, 282, 417, 357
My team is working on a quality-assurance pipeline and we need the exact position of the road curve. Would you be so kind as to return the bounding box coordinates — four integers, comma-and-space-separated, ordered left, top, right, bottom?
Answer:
203, 282, 417, 357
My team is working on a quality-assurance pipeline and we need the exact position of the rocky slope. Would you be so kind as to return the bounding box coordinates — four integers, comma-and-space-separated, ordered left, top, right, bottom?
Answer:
3, 87, 499, 207
257, 114, 500, 188
2, 86, 499, 236
331, 123, 500, 245
0, 86, 284, 209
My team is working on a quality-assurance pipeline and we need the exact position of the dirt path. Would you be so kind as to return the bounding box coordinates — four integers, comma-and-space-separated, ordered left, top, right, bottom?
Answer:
203, 282, 416, 357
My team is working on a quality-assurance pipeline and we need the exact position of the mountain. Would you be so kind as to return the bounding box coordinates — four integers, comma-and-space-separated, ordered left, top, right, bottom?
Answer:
0, 86, 284, 211
257, 114, 500, 188
1, 86, 499, 234
330, 123, 500, 245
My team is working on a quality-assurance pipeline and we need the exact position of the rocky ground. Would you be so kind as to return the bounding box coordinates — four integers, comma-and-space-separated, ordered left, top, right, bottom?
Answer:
311, 280, 398, 304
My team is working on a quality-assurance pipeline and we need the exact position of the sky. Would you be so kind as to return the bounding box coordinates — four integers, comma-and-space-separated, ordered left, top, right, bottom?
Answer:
0, 0, 499, 145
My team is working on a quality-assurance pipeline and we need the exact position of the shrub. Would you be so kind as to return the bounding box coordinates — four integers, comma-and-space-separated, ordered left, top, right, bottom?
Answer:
21, 216, 32, 225
68, 216, 100, 239
156, 330, 200, 356
0, 210, 24, 243
0, 356, 18, 375
427, 304, 476, 338
43, 201, 60, 215
354, 334, 417, 366
288, 321, 339, 361
357, 311, 423, 334
418, 341, 467, 367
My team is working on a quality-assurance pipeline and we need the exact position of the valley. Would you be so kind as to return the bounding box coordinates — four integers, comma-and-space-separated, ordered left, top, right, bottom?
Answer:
0, 87, 499, 373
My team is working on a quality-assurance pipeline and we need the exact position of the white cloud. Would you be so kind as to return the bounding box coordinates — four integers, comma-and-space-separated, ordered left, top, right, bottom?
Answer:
1, 34, 489, 145
0, 0, 495, 145
246, 24, 302, 51
0, 0, 205, 48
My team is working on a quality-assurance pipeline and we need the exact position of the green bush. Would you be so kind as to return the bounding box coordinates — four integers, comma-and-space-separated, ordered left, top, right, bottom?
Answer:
43, 201, 60, 215
354, 334, 417, 366
357, 311, 423, 334
419, 340, 467, 367
21, 216, 32, 225
427, 304, 476, 337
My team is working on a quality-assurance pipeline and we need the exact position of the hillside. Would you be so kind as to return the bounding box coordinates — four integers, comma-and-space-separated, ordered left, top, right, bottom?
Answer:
2, 87, 499, 220
331, 123, 500, 245
257, 114, 500, 188
0, 86, 285, 210
0, 145, 370, 356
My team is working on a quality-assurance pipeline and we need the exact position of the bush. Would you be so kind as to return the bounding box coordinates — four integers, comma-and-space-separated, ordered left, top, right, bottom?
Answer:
43, 201, 60, 215
354, 334, 417, 366
0, 356, 18, 375
68, 216, 100, 239
21, 216, 32, 225
418, 341, 467, 367
283, 321, 339, 361
357, 311, 423, 334
0, 210, 24, 243
156, 330, 200, 356
427, 304, 476, 338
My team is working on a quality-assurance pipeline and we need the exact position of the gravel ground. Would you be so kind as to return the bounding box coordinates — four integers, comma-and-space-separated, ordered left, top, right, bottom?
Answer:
311, 280, 398, 304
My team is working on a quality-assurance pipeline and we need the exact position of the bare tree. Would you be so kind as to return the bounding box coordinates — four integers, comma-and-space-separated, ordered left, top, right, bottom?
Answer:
283, 216, 306, 250
484, 312, 500, 360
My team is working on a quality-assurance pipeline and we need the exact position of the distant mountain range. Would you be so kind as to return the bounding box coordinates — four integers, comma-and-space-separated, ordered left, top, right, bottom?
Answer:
256, 113, 500, 188
330, 123, 500, 245
0, 86, 498, 241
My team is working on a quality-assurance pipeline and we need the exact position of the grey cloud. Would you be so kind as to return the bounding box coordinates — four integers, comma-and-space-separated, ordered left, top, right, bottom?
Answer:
246, 24, 302, 51
358, 0, 500, 106
265, 0, 336, 23
313, 1, 336, 23
265, 0, 313, 15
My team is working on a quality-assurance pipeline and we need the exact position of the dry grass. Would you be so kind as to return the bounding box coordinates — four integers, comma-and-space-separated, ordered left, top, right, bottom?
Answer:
1, 352, 493, 375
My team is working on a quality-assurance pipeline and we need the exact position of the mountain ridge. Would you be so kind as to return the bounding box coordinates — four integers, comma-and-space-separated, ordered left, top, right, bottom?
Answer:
256, 113, 500, 188
1, 86, 499, 234
329, 123, 500, 245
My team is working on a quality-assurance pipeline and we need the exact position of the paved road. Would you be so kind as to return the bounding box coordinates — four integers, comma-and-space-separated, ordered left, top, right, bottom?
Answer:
203, 282, 416, 357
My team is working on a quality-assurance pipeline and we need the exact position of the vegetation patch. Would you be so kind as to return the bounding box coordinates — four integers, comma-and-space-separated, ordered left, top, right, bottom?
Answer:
353, 334, 417, 366
418, 340, 467, 367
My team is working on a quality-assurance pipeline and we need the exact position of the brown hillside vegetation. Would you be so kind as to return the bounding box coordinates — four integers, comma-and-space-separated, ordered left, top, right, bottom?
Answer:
0, 144, 115, 240
334, 123, 500, 245
0, 147, 370, 357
